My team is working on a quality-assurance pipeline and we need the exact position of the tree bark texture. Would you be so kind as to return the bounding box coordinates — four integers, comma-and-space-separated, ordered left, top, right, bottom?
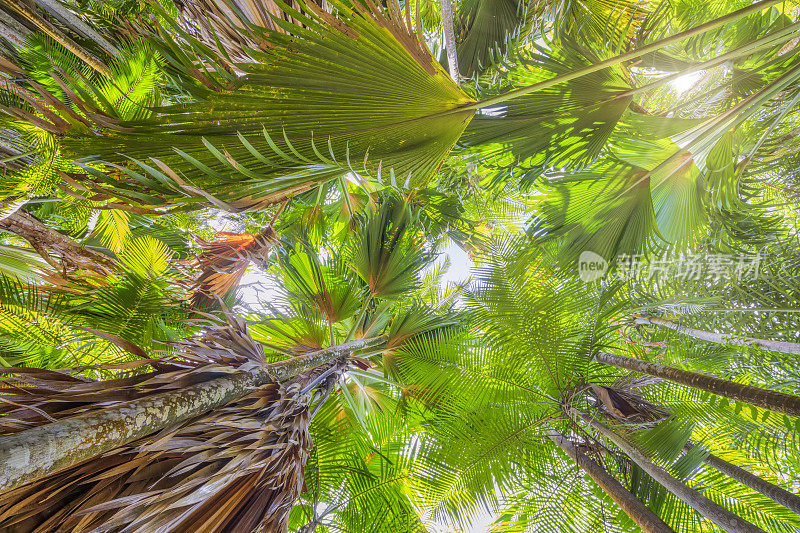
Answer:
595, 351, 800, 418
440, 0, 460, 83
641, 316, 800, 355
0, 337, 384, 493
698, 449, 800, 515
0, 210, 118, 275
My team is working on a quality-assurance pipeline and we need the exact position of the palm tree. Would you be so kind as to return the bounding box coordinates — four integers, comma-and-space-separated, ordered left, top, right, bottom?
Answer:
0, 196, 455, 531
594, 351, 800, 417
398, 242, 800, 531
0, 0, 789, 223
547, 431, 675, 533
2, 0, 800, 530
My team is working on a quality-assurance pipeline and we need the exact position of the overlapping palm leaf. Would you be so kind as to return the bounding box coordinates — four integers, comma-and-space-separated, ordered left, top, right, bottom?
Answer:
1, 0, 476, 213
455, 0, 525, 76
462, 38, 634, 186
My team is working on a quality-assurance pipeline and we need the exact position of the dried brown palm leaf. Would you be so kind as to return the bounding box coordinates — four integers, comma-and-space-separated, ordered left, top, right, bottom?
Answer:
174, 0, 313, 62
0, 369, 330, 532
187, 227, 279, 308
588, 383, 670, 425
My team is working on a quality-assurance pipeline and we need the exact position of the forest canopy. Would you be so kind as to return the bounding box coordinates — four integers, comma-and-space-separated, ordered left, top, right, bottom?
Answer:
0, 0, 799, 531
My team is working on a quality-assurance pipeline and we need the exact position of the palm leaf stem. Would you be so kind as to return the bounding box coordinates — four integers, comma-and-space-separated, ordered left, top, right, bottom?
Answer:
0, 336, 386, 493
743, 89, 800, 163
575, 410, 767, 533
0, 0, 111, 77
548, 431, 675, 533
468, 0, 784, 110
616, 60, 800, 201
639, 316, 800, 355
620, 22, 800, 98
345, 294, 373, 342
594, 351, 800, 417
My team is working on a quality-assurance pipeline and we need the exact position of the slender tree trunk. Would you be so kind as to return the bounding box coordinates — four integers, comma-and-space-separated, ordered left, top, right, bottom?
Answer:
594, 352, 800, 418
637, 316, 800, 355
687, 443, 800, 515
0, 7, 30, 47
548, 431, 675, 533
0, 336, 384, 494
575, 412, 766, 533
440, 0, 460, 83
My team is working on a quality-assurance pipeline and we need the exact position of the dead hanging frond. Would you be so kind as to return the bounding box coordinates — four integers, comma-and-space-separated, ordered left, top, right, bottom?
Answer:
174, 311, 267, 366
173, 0, 300, 62
0, 313, 265, 435
588, 383, 670, 425
0, 373, 313, 532
186, 226, 279, 309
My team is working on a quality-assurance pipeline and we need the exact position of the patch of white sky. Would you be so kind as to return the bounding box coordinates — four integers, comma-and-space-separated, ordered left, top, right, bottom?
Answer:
428, 238, 474, 287
428, 512, 498, 533
669, 69, 705, 95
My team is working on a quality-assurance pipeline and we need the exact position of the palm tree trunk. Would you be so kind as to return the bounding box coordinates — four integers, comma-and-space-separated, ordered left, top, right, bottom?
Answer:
637, 316, 800, 355
689, 444, 800, 515
0, 6, 30, 47
575, 412, 766, 533
0, 336, 384, 494
31, 0, 119, 57
548, 432, 675, 533
594, 351, 800, 418
440, 0, 460, 83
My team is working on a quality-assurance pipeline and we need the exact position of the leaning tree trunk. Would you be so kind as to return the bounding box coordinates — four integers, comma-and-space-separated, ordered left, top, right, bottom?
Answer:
0, 0, 111, 76
637, 316, 800, 355
686, 443, 800, 515
574, 411, 766, 533
594, 352, 800, 418
548, 432, 675, 533
0, 336, 384, 493
0, 209, 118, 276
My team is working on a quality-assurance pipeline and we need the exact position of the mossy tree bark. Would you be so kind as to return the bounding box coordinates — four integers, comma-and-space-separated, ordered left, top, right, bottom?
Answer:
575, 412, 766, 533
0, 336, 385, 493
693, 446, 800, 515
